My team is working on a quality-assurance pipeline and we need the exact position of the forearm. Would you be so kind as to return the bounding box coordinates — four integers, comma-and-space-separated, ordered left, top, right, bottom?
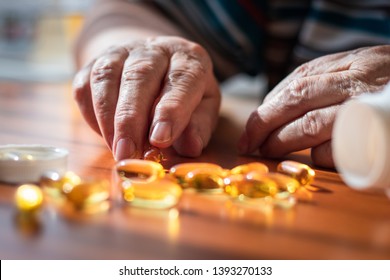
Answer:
74, 0, 186, 68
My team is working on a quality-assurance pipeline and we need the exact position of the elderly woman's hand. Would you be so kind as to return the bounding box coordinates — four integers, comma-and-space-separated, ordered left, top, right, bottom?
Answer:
73, 36, 221, 160
239, 45, 390, 168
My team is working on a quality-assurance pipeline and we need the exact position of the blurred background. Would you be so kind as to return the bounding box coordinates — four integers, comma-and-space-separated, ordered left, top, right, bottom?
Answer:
0, 0, 93, 82
0, 0, 264, 97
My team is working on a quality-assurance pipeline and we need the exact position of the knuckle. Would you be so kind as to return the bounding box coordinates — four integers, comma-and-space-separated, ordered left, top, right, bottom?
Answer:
167, 58, 207, 89
286, 79, 310, 106
187, 41, 208, 59
292, 62, 311, 76
347, 76, 371, 96
288, 79, 306, 95
188, 45, 211, 72
91, 57, 119, 83
167, 67, 202, 87
122, 62, 155, 83
300, 111, 321, 137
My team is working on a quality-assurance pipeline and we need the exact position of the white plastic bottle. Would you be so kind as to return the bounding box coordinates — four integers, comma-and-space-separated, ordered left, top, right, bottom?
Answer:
332, 83, 390, 197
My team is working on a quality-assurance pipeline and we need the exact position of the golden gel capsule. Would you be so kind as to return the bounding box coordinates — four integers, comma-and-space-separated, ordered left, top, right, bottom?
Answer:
184, 169, 225, 192
248, 172, 300, 194
143, 146, 165, 163
122, 177, 182, 209
40, 171, 81, 197
230, 162, 269, 175
276, 160, 315, 186
273, 191, 297, 209
65, 180, 110, 210
224, 174, 279, 198
116, 159, 165, 183
15, 184, 44, 212
169, 162, 223, 180
14, 211, 42, 237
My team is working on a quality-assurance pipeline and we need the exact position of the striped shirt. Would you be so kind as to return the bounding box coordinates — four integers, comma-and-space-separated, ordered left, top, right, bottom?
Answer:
139, 0, 390, 89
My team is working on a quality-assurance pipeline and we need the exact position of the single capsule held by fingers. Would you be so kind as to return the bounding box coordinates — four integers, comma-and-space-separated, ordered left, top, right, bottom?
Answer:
224, 174, 279, 198
116, 159, 165, 183
184, 169, 225, 192
15, 184, 44, 212
122, 177, 182, 209
276, 160, 316, 186
247, 172, 300, 194
143, 146, 165, 163
230, 162, 269, 175
169, 162, 223, 182
65, 179, 110, 210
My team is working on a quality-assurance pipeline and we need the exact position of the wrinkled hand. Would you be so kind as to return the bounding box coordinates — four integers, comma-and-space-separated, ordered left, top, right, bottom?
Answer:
73, 36, 221, 160
239, 45, 390, 168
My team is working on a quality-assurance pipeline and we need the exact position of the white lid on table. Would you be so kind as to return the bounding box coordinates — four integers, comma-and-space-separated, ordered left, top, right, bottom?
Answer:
0, 144, 68, 184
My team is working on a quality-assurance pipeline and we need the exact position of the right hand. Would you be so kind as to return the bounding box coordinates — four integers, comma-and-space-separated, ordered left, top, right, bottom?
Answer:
72, 36, 221, 160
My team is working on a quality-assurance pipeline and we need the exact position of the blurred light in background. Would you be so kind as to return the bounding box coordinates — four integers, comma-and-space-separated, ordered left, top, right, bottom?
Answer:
0, 0, 94, 82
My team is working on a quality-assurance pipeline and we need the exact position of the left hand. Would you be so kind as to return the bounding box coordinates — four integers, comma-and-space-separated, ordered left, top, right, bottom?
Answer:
238, 45, 390, 168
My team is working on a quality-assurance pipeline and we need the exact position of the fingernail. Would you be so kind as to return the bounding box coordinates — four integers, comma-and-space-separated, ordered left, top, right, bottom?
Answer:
150, 122, 172, 145
238, 133, 249, 154
115, 138, 135, 161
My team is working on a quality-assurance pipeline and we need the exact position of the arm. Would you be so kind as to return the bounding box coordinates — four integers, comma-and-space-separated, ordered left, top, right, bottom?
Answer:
74, 0, 186, 67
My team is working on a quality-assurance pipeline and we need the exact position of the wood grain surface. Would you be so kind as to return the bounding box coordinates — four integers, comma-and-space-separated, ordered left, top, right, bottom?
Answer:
1, 81, 389, 260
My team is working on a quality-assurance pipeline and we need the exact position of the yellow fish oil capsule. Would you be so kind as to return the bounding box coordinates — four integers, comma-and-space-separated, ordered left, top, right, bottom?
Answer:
15, 184, 44, 212
169, 162, 223, 182
276, 160, 315, 186
40, 171, 81, 197
230, 162, 269, 175
184, 169, 225, 192
122, 177, 182, 209
248, 172, 300, 194
14, 211, 42, 237
143, 146, 165, 163
116, 159, 165, 183
272, 191, 297, 209
224, 174, 279, 198
65, 179, 110, 210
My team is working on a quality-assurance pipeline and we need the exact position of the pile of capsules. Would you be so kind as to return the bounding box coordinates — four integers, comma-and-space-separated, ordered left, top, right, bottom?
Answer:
115, 158, 315, 210
14, 147, 315, 214
15, 171, 111, 214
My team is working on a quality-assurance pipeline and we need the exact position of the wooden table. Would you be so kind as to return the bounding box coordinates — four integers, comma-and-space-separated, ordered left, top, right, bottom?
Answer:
1, 81, 390, 260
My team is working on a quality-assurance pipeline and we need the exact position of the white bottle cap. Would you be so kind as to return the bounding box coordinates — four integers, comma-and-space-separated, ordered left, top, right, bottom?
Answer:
0, 144, 68, 184
332, 84, 390, 192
